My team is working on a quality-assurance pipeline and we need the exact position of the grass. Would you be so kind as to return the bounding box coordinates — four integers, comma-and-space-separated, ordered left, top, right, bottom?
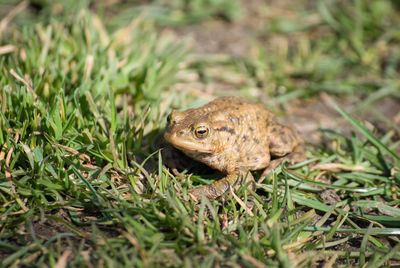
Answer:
0, 0, 400, 267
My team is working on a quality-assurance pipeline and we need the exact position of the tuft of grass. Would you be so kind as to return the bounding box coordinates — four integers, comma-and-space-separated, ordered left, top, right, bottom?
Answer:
0, 0, 243, 30
104, 0, 243, 28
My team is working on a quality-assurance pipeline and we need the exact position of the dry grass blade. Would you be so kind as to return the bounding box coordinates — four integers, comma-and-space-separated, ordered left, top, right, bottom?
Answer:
0, 1, 28, 38
311, 163, 367, 172
55, 249, 72, 268
0, 45, 16, 55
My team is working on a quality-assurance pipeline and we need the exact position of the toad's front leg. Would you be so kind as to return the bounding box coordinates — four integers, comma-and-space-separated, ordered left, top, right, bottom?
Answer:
188, 171, 254, 201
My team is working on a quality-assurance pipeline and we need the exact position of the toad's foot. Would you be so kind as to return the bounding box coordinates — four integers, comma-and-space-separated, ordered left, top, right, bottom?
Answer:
188, 172, 255, 201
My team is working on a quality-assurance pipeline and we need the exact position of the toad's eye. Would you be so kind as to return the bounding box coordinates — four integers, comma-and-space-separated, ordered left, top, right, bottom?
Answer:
194, 125, 209, 139
166, 114, 172, 124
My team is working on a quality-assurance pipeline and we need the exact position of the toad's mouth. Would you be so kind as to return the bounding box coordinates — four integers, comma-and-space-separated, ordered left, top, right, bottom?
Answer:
164, 132, 214, 154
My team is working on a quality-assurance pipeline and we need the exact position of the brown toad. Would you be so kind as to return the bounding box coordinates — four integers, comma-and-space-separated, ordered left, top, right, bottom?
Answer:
163, 96, 305, 200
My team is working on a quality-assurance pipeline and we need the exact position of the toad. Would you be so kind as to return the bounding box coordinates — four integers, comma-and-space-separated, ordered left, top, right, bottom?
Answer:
163, 96, 305, 200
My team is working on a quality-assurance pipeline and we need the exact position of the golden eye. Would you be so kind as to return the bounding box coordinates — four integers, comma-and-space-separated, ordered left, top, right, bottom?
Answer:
194, 125, 209, 138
